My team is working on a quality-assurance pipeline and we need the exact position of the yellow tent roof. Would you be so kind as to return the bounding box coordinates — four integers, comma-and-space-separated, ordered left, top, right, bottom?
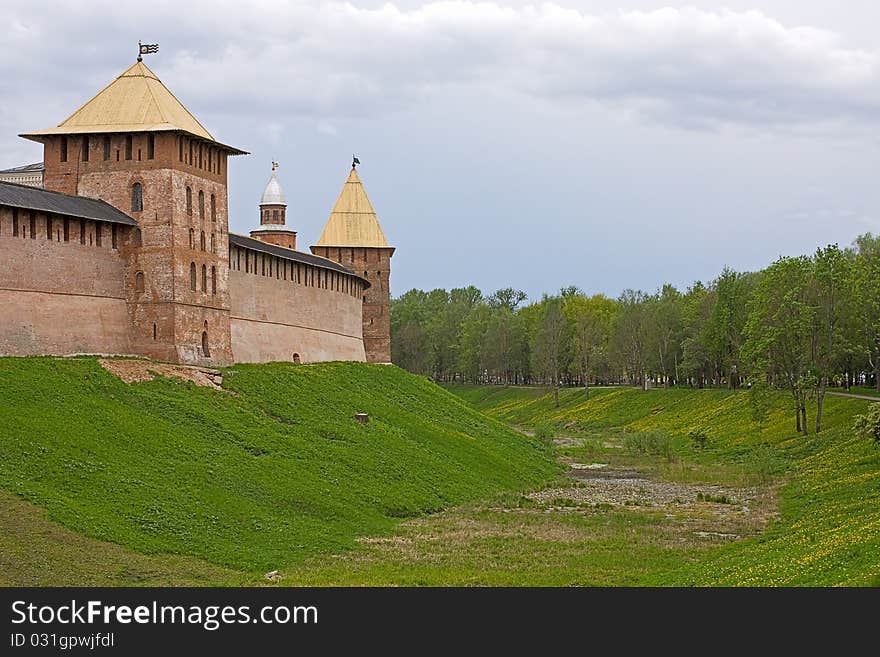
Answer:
21, 61, 244, 153
314, 167, 391, 248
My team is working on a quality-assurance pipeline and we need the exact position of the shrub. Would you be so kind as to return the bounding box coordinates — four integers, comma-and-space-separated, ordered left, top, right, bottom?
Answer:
853, 404, 880, 447
688, 429, 709, 450
533, 421, 555, 444
623, 429, 675, 462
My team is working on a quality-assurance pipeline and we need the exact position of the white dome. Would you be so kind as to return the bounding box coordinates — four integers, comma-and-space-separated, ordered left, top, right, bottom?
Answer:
260, 170, 286, 205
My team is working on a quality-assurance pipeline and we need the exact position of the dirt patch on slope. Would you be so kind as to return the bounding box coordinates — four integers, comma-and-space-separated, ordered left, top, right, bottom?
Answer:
99, 359, 224, 390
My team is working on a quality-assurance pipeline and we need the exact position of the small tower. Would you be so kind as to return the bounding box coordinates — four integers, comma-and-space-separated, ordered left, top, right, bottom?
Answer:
311, 162, 394, 363
251, 161, 297, 250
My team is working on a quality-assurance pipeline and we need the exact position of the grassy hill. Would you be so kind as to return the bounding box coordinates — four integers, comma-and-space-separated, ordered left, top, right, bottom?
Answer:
0, 358, 556, 584
450, 385, 880, 586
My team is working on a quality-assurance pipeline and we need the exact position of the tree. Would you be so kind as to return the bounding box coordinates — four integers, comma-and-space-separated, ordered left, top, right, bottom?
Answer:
532, 297, 567, 407
810, 245, 850, 432
611, 290, 650, 387
743, 256, 814, 435
488, 288, 527, 312
568, 294, 617, 398
852, 234, 880, 392
647, 284, 683, 388
707, 268, 754, 389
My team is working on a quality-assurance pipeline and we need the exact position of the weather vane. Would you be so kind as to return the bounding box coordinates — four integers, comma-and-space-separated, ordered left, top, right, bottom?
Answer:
352, 155, 360, 169
272, 160, 279, 172
137, 41, 159, 62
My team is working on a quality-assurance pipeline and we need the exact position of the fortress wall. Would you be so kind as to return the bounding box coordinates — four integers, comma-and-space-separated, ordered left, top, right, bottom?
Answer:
228, 251, 365, 363
0, 207, 132, 356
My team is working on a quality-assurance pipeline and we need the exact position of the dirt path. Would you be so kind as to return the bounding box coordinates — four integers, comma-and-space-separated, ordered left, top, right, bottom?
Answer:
826, 391, 880, 401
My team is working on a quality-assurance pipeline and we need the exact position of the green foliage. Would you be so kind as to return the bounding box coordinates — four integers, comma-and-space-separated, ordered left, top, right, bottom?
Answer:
532, 421, 556, 444
688, 428, 709, 449
747, 377, 773, 425
622, 429, 675, 461
853, 403, 880, 446
0, 358, 558, 574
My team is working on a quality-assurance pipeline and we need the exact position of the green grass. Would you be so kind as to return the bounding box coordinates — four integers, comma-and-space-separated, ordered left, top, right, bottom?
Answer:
447, 384, 880, 586
0, 358, 557, 582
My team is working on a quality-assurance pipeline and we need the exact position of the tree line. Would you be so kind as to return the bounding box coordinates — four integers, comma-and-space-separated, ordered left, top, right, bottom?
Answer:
391, 233, 880, 434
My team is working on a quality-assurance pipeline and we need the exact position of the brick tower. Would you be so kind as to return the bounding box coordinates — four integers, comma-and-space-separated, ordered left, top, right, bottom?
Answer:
20, 59, 246, 365
311, 164, 394, 363
250, 162, 296, 250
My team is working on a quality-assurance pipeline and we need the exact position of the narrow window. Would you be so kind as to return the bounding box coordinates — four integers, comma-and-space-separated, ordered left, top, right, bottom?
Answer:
211, 233, 216, 253
111, 224, 118, 249
201, 264, 207, 292
63, 218, 69, 242
200, 230, 206, 251
178, 137, 183, 162
186, 187, 192, 215
198, 190, 204, 220
46, 215, 52, 240
125, 135, 132, 160
29, 212, 36, 238
210, 194, 216, 222
12, 209, 18, 236
103, 135, 111, 161
245, 251, 249, 274
80, 219, 85, 244
95, 223, 102, 247
82, 135, 89, 162
116, 149, 120, 161
261, 255, 265, 276
137, 148, 141, 161
211, 266, 216, 295
153, 323, 157, 340
198, 145, 203, 169
202, 331, 210, 357
189, 228, 194, 249
131, 182, 143, 212
190, 262, 196, 291
135, 271, 145, 293
189, 141, 193, 165
147, 133, 155, 159
133, 228, 142, 247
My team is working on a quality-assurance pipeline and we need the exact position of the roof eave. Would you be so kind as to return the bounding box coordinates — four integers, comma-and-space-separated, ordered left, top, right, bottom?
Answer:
18, 128, 249, 156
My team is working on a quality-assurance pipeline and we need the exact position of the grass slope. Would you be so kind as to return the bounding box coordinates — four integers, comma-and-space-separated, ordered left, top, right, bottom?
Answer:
451, 385, 880, 586
0, 358, 556, 581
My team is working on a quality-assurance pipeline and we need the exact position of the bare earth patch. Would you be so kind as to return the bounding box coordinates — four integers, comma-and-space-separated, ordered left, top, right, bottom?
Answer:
99, 359, 224, 390
530, 463, 762, 510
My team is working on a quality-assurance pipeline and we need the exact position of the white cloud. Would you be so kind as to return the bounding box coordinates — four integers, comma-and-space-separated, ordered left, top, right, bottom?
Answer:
2, 1, 879, 133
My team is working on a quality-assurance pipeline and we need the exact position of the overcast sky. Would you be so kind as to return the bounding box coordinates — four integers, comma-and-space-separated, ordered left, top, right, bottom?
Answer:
3, 1, 879, 301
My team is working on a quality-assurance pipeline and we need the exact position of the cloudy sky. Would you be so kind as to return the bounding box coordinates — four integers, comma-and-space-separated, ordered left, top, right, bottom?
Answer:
3, 1, 879, 301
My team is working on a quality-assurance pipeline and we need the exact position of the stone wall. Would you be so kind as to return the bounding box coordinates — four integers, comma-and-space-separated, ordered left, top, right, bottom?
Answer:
0, 207, 132, 356
228, 249, 365, 363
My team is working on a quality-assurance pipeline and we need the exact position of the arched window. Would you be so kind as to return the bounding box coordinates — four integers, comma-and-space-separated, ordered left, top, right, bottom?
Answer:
200, 231, 206, 251
202, 331, 210, 357
178, 137, 183, 162
211, 266, 217, 295
131, 182, 143, 212
210, 194, 216, 222
272, 209, 279, 222
263, 210, 268, 222
135, 271, 145, 293
292, 353, 301, 364
211, 233, 216, 253
186, 187, 192, 215
198, 190, 205, 220
153, 323, 157, 340
125, 135, 132, 160
60, 137, 68, 162
190, 262, 196, 291
189, 228, 194, 249
201, 264, 207, 292
147, 134, 155, 160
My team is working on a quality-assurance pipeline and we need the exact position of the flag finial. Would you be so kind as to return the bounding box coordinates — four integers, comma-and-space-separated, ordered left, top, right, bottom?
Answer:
137, 41, 159, 62
271, 160, 279, 172
352, 155, 360, 169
